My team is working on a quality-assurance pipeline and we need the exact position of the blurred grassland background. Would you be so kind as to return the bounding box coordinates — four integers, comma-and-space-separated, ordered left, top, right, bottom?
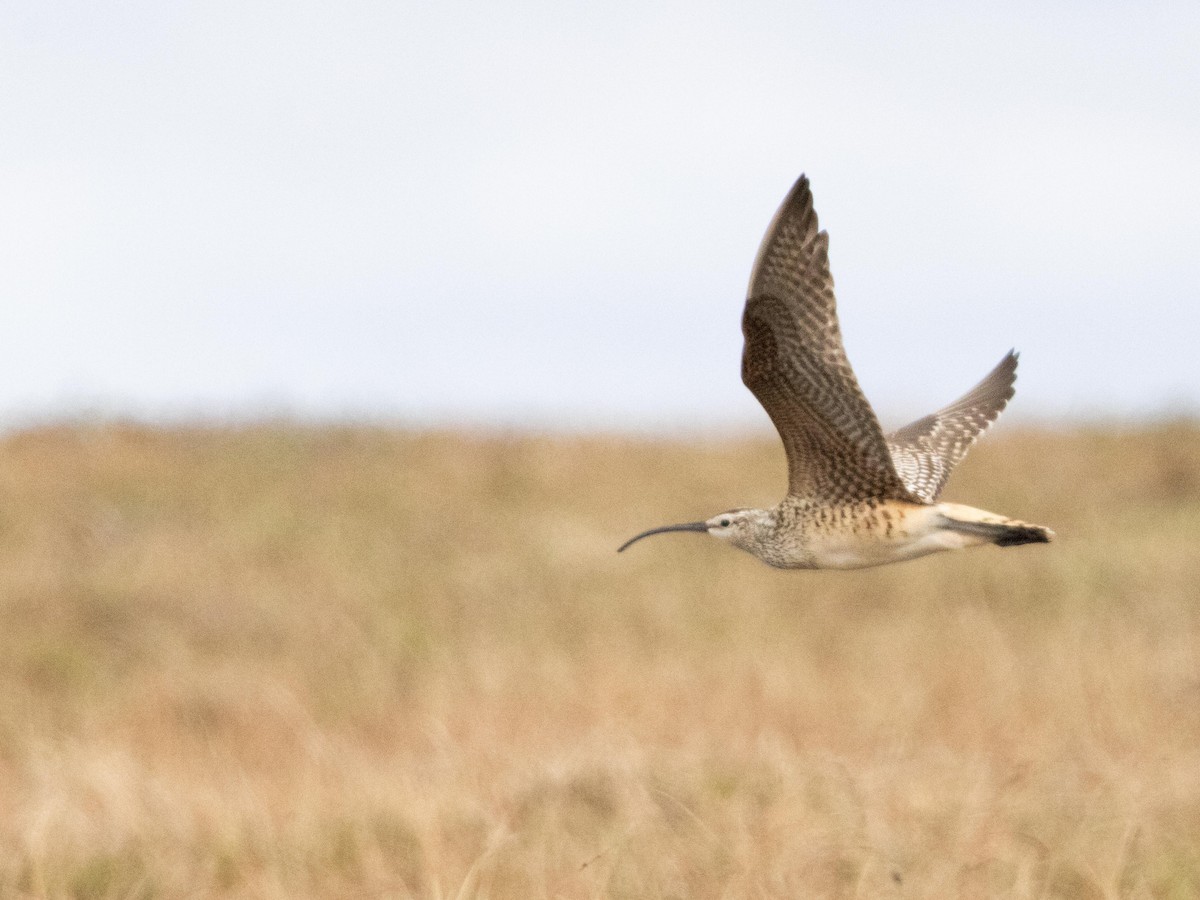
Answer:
0, 422, 1198, 898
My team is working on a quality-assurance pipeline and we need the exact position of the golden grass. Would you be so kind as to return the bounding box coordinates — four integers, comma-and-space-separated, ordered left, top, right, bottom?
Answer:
1, 421, 1199, 898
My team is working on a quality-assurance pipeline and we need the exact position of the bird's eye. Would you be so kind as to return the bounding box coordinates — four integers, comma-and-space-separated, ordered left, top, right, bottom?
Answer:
719, 518, 731, 528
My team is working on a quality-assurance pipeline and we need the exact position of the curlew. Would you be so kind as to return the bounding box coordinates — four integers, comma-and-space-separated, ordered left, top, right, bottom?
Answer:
619, 175, 1053, 569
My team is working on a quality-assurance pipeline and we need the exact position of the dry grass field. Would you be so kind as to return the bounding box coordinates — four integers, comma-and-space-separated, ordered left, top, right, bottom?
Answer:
0, 421, 1199, 898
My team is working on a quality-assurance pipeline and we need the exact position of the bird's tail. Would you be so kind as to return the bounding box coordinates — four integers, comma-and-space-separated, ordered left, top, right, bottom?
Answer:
935, 502, 1054, 547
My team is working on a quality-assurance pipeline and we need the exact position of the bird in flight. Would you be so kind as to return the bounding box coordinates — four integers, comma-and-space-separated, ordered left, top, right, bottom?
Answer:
619, 175, 1052, 569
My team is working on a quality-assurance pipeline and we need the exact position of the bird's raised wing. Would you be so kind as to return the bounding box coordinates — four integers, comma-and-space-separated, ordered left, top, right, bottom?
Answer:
886, 351, 1018, 503
741, 175, 919, 504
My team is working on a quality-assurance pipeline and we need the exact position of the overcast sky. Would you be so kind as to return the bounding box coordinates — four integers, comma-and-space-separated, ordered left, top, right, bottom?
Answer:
2, 1, 1198, 431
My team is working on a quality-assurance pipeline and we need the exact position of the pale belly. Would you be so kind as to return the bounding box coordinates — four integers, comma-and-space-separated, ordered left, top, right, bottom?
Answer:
805, 529, 967, 569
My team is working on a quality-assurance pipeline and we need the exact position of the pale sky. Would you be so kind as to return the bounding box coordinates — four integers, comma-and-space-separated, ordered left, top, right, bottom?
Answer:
2, 1, 1198, 431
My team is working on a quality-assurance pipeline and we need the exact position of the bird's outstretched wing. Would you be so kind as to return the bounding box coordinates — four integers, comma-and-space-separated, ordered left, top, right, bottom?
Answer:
741, 175, 920, 504
886, 351, 1018, 503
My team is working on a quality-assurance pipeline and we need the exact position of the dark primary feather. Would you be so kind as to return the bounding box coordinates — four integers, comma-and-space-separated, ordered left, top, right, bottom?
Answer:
886, 351, 1019, 503
741, 175, 920, 505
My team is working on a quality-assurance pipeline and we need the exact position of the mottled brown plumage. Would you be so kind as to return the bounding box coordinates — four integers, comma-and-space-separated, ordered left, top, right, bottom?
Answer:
742, 176, 918, 505
619, 174, 1053, 569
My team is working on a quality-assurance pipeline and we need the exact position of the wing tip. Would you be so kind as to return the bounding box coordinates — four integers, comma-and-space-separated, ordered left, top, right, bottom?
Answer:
996, 348, 1020, 402
776, 173, 818, 233
746, 172, 821, 297
788, 173, 815, 218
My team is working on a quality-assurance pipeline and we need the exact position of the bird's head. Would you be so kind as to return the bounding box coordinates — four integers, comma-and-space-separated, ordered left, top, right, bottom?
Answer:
618, 508, 769, 554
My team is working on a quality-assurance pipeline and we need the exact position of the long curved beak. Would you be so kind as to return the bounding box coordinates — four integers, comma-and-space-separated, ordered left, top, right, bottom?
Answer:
617, 521, 709, 553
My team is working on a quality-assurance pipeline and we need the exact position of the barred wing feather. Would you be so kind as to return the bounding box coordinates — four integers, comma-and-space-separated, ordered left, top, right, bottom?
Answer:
886, 351, 1018, 503
741, 176, 921, 505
